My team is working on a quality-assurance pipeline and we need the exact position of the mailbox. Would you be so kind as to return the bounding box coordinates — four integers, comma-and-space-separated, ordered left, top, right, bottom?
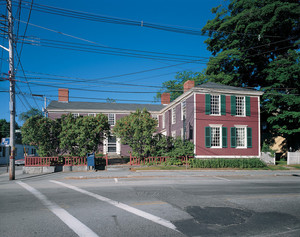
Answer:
87, 153, 95, 168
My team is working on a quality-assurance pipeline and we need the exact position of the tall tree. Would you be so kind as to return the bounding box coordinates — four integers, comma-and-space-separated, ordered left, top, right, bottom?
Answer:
113, 109, 157, 158
202, 0, 300, 150
262, 50, 300, 151
155, 71, 207, 102
202, 0, 299, 88
0, 119, 21, 143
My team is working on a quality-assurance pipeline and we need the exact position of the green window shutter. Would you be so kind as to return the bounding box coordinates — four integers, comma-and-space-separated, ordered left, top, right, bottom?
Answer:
230, 127, 236, 148
221, 95, 226, 115
222, 127, 227, 148
247, 127, 252, 148
205, 127, 211, 148
246, 96, 251, 116
231, 96, 236, 116
205, 94, 211, 115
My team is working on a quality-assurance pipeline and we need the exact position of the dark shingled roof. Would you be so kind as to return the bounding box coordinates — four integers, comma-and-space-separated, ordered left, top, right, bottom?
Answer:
47, 101, 165, 112
196, 82, 259, 93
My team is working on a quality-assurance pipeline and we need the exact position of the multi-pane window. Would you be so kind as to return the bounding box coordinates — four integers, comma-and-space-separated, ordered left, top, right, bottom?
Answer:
152, 115, 159, 127
181, 100, 186, 120
72, 113, 79, 118
172, 107, 176, 124
88, 113, 96, 117
211, 95, 220, 115
171, 131, 176, 138
236, 96, 245, 116
236, 127, 246, 147
108, 114, 115, 125
162, 113, 165, 129
211, 127, 221, 147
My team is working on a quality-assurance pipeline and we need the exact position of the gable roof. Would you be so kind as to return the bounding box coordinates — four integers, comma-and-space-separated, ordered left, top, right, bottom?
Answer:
47, 101, 165, 113
196, 82, 261, 93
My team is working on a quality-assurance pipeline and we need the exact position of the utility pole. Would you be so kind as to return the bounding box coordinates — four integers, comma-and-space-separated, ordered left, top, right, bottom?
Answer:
7, 0, 16, 180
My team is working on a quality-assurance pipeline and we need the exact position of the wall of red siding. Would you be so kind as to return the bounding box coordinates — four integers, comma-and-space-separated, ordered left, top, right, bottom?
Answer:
195, 94, 260, 157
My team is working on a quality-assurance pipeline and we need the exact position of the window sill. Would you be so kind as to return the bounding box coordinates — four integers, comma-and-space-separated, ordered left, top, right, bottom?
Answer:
235, 147, 247, 149
209, 114, 221, 116
210, 146, 222, 149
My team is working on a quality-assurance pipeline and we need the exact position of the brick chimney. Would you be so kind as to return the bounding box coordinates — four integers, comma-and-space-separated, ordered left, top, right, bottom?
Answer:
183, 80, 195, 93
58, 89, 69, 103
161, 93, 170, 105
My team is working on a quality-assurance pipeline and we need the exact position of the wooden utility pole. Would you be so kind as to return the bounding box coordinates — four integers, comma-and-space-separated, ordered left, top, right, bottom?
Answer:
7, 0, 16, 180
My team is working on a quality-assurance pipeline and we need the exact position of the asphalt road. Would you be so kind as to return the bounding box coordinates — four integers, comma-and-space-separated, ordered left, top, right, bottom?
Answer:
1, 169, 300, 237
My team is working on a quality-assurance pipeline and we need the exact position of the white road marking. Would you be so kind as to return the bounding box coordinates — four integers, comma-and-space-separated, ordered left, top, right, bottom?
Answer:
50, 180, 179, 232
17, 181, 99, 237
114, 178, 118, 183
214, 176, 231, 181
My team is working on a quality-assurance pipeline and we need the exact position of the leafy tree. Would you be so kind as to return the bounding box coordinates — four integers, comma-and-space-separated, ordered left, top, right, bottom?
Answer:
59, 114, 110, 156
0, 119, 10, 141
201, 0, 299, 88
155, 71, 207, 102
201, 0, 300, 151
262, 50, 300, 151
19, 108, 43, 122
22, 116, 61, 156
113, 108, 157, 158
0, 119, 21, 143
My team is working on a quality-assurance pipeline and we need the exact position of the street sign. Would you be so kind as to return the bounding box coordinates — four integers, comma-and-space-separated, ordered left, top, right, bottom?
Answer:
1, 138, 10, 146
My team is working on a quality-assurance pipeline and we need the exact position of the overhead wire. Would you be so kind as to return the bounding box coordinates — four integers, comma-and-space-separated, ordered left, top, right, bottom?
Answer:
13, 0, 283, 38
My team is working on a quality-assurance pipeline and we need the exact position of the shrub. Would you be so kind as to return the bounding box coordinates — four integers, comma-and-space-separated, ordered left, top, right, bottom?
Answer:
189, 158, 266, 169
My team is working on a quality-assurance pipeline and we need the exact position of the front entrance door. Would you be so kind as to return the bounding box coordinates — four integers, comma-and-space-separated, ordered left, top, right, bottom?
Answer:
108, 136, 117, 153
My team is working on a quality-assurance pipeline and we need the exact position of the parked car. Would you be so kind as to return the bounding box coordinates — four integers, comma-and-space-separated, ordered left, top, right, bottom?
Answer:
15, 159, 25, 166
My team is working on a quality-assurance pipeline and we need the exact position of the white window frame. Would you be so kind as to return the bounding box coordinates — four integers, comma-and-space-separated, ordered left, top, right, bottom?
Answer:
209, 124, 223, 148
162, 113, 165, 129
181, 128, 184, 139
171, 131, 176, 138
172, 107, 176, 124
235, 125, 247, 148
236, 96, 245, 116
210, 94, 220, 115
181, 100, 186, 120
72, 113, 79, 118
88, 113, 96, 117
108, 113, 115, 126
152, 114, 159, 127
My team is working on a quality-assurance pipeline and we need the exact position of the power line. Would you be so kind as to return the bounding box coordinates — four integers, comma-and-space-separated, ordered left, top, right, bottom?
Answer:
13, 0, 283, 38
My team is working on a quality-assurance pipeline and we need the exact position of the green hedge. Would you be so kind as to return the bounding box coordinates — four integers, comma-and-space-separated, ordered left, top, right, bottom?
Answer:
189, 158, 266, 169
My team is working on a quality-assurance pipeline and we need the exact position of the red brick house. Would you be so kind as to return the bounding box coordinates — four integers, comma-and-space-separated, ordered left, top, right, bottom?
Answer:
46, 82, 263, 158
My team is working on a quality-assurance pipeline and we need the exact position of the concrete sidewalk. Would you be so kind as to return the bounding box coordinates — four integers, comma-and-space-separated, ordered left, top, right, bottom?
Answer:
1, 167, 299, 182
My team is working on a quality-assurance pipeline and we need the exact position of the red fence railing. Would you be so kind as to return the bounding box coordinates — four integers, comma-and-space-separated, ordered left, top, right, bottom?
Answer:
129, 154, 193, 166
25, 157, 60, 166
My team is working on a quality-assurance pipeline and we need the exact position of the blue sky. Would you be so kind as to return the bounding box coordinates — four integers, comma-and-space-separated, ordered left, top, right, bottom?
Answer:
0, 0, 223, 124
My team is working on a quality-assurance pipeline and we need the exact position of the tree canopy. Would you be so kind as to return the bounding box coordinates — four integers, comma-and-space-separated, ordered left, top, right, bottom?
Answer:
22, 116, 61, 156
155, 71, 207, 102
113, 109, 157, 158
59, 113, 110, 156
19, 108, 43, 122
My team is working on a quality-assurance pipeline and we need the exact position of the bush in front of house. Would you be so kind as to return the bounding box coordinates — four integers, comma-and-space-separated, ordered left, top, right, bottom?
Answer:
189, 158, 266, 169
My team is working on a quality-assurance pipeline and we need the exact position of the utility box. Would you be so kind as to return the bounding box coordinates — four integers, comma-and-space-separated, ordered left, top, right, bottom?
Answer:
87, 153, 95, 169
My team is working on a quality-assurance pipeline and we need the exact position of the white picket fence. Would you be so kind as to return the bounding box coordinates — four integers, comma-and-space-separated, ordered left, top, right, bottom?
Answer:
287, 152, 300, 165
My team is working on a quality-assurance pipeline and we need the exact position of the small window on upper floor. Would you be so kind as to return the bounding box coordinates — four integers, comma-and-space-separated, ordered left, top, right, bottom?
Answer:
236, 96, 245, 116
72, 113, 79, 118
88, 113, 96, 117
108, 114, 115, 126
211, 95, 220, 115
162, 113, 165, 129
152, 114, 159, 127
205, 94, 226, 116
181, 100, 186, 120
172, 107, 176, 124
